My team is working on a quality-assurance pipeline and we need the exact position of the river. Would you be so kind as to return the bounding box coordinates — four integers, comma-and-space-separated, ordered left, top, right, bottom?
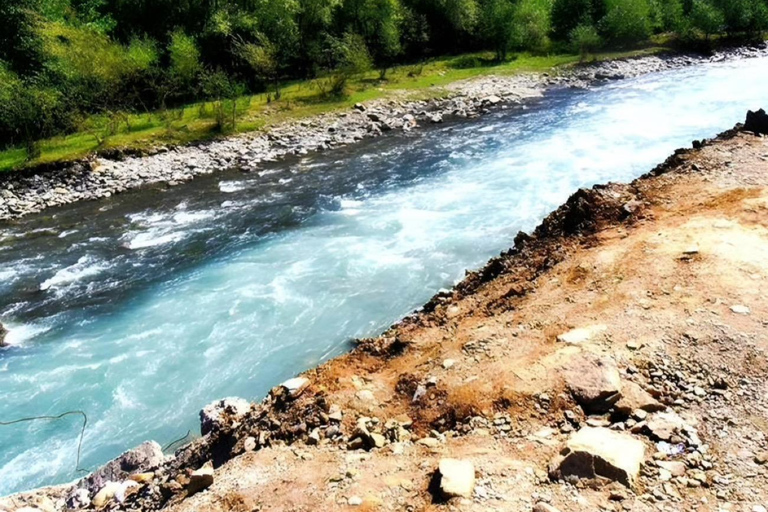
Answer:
1, 55, 767, 495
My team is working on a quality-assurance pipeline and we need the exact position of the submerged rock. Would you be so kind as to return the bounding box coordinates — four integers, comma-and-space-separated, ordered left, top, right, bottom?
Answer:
0, 322, 7, 347
549, 427, 645, 489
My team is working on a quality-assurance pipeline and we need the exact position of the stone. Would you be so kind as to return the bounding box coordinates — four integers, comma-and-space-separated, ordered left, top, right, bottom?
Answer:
613, 381, 664, 416
437, 459, 475, 498
557, 325, 607, 344
657, 460, 686, 477
443, 359, 455, 369
562, 353, 622, 413
745, 108, 768, 135
187, 461, 214, 496
731, 305, 750, 315
348, 496, 363, 506
244, 436, 257, 451
92, 481, 122, 508
549, 427, 645, 489
645, 411, 688, 441
200, 397, 250, 435
370, 433, 387, 448
66, 488, 91, 509
417, 437, 441, 447
80, 441, 165, 494
533, 504, 562, 512
280, 377, 310, 398
0, 322, 7, 347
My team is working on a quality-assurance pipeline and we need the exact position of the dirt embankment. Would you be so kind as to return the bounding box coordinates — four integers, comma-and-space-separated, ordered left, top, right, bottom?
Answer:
5, 118, 768, 512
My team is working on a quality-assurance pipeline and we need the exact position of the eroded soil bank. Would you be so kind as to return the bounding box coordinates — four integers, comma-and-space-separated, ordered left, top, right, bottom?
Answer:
5, 119, 768, 511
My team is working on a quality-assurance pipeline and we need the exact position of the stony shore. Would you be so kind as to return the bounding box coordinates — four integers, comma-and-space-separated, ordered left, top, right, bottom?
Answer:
4, 115, 768, 511
1, 44, 767, 221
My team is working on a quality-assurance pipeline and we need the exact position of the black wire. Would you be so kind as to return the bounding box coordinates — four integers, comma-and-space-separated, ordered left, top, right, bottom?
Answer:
0, 410, 89, 473
163, 430, 191, 452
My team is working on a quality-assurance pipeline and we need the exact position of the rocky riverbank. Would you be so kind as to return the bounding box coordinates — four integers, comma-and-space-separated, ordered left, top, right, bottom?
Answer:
4, 115, 768, 511
1, 44, 767, 221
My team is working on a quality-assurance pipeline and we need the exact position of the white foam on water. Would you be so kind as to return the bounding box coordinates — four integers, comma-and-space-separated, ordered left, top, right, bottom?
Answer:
39, 256, 107, 292
2, 322, 52, 346
218, 180, 249, 193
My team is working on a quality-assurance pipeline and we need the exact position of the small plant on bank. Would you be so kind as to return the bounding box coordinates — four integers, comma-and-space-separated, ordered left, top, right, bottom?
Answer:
570, 23, 603, 61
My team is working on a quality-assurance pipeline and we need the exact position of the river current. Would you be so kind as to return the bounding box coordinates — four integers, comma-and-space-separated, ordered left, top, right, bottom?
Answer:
1, 56, 767, 495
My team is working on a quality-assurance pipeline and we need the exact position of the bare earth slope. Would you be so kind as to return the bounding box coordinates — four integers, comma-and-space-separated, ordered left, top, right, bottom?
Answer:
4, 127, 768, 512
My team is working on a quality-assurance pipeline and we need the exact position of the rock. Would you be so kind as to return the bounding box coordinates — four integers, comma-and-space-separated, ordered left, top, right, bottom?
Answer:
533, 504, 562, 512
66, 488, 91, 509
0, 323, 7, 347
562, 353, 622, 413
482, 95, 502, 106
370, 433, 387, 448
187, 461, 214, 496
557, 324, 607, 344
417, 437, 441, 448
348, 496, 363, 506
280, 377, 310, 398
645, 411, 689, 441
731, 304, 750, 315
613, 381, 664, 416
200, 397, 250, 435
92, 481, 122, 508
744, 108, 768, 135
442, 359, 455, 369
353, 103, 366, 112
436, 459, 475, 498
549, 427, 645, 488
243, 436, 257, 451
428, 113, 443, 124
657, 460, 686, 477
80, 441, 165, 494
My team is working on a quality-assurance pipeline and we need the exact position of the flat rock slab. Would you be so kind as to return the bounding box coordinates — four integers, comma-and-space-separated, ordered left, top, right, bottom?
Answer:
437, 459, 475, 498
550, 426, 645, 489
557, 324, 607, 344
613, 381, 664, 415
562, 353, 622, 413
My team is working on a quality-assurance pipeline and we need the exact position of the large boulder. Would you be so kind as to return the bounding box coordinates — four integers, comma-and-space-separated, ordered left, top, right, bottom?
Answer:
79, 441, 165, 494
562, 353, 622, 413
745, 109, 768, 135
436, 459, 475, 498
549, 427, 645, 489
200, 397, 251, 435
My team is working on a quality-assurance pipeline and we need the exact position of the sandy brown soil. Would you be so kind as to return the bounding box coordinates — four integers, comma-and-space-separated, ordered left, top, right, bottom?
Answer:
154, 129, 768, 512
4, 127, 768, 512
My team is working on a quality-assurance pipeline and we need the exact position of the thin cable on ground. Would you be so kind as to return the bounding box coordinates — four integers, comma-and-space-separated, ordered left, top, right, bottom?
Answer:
0, 410, 89, 473
163, 430, 192, 452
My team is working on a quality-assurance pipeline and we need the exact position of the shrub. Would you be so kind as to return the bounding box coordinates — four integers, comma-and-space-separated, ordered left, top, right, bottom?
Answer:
599, 0, 653, 44
570, 23, 603, 59
511, 0, 552, 52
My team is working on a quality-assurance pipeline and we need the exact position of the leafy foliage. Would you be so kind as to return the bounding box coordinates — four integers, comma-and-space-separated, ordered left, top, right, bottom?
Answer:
1, 0, 766, 153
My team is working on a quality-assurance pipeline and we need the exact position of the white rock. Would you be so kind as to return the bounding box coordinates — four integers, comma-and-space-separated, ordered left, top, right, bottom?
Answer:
437, 459, 475, 498
550, 427, 645, 488
731, 305, 751, 315
280, 377, 310, 397
557, 324, 607, 344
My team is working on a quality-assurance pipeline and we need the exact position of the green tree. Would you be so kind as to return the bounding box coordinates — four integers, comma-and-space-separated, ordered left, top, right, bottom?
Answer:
689, 0, 724, 40
511, 0, 552, 52
551, 0, 599, 39
650, 0, 685, 31
599, 0, 653, 44
570, 23, 602, 59
479, 0, 516, 60
233, 36, 282, 99
0, 0, 45, 77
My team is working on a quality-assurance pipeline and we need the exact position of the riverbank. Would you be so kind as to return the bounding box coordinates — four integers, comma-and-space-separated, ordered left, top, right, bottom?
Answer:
1, 44, 767, 222
5, 115, 768, 511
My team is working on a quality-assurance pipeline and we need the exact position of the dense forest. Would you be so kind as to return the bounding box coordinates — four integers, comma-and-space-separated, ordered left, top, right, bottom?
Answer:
1, 0, 767, 154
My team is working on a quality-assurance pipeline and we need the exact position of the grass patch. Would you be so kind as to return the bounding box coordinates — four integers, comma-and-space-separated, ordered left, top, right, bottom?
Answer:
0, 46, 667, 173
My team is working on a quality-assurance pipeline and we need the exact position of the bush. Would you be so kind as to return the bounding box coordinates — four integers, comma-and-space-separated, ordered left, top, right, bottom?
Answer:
599, 0, 653, 44
570, 23, 603, 59
511, 0, 552, 52
689, 0, 725, 39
